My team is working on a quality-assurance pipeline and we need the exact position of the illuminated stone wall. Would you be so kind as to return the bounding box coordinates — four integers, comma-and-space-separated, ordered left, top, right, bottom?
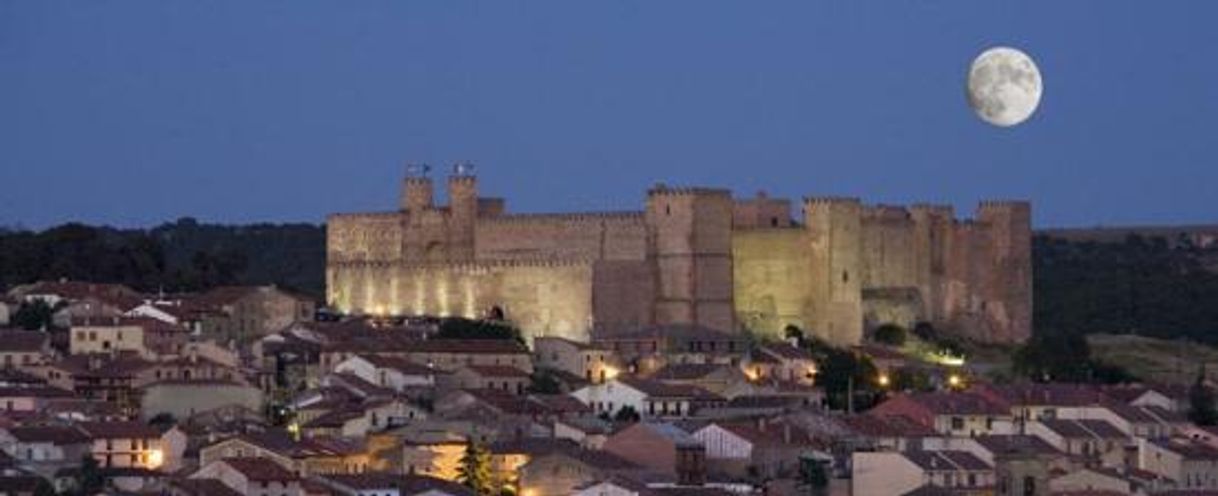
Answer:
327, 173, 1032, 345
328, 260, 595, 342
732, 229, 811, 335
474, 213, 647, 262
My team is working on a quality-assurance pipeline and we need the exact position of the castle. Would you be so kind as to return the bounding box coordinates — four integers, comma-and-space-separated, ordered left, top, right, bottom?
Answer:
326, 166, 1031, 345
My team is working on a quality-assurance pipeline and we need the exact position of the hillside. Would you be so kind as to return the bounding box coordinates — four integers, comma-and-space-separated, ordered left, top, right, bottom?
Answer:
1087, 333, 1218, 384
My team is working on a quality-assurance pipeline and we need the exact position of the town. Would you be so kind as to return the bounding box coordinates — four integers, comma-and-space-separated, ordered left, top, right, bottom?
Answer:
2, 227, 1218, 496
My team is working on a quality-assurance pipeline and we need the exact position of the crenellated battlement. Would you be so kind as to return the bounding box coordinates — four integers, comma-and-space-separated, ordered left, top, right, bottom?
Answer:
802, 196, 862, 206
861, 205, 913, 223
978, 199, 1032, 210
647, 184, 732, 197
484, 211, 645, 225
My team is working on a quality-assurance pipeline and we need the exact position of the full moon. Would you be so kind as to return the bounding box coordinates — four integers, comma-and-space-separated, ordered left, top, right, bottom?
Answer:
967, 46, 1043, 127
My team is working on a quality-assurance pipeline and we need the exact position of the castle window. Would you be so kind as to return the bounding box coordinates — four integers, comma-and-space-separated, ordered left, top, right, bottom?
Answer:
842, 271, 849, 282
771, 217, 779, 227
665, 205, 671, 215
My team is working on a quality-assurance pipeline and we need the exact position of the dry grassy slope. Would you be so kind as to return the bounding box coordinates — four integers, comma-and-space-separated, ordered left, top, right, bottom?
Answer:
1087, 333, 1218, 385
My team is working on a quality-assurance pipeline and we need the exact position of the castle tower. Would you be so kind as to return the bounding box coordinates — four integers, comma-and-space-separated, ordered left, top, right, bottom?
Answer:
445, 163, 478, 262
909, 204, 955, 324
803, 197, 864, 345
977, 201, 1033, 342
401, 170, 434, 214
645, 185, 735, 332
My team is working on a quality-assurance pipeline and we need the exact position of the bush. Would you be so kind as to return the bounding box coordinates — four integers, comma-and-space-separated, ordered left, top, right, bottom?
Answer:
873, 324, 907, 346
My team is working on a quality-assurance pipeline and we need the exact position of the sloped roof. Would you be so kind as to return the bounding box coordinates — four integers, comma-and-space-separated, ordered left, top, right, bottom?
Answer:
6, 425, 89, 445
0, 331, 47, 352
217, 457, 298, 481
650, 363, 733, 381
905, 450, 991, 471
1038, 419, 1126, 439
78, 421, 161, 440
616, 376, 722, 400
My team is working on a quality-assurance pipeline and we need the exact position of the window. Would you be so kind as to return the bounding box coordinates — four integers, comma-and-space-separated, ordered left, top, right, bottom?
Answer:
771, 217, 779, 227
1023, 476, 1036, 496
951, 417, 964, 430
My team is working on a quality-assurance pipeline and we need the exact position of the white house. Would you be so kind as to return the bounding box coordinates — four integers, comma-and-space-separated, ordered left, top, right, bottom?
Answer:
190, 457, 302, 496
570, 376, 720, 419
853, 450, 994, 496
334, 355, 436, 392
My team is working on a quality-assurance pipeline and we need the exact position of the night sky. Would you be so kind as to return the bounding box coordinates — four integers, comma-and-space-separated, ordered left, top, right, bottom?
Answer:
2, 2, 1216, 229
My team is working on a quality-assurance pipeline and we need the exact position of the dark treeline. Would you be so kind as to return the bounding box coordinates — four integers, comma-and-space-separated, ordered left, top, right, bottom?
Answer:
4, 219, 1218, 344
1034, 233, 1218, 344
0, 218, 325, 298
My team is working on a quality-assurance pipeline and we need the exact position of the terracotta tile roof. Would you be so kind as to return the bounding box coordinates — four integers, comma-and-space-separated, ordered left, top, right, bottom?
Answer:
51, 353, 156, 378
891, 391, 1008, 416
759, 343, 815, 361
973, 435, 1062, 456
218, 457, 299, 481
650, 363, 731, 381
412, 339, 529, 355
302, 406, 366, 429
169, 478, 245, 496
5, 425, 89, 445
530, 394, 590, 414
905, 450, 991, 471
78, 421, 161, 440
710, 421, 802, 449
489, 437, 581, 456
16, 281, 142, 309
463, 365, 530, 378
1038, 419, 1126, 439
0, 331, 47, 352
722, 395, 806, 409
0, 386, 73, 398
1151, 439, 1218, 460
616, 376, 722, 400
359, 355, 435, 375
843, 414, 938, 438
977, 383, 1106, 408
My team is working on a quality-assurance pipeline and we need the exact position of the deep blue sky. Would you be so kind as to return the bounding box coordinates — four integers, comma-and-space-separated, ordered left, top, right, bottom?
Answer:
2, 2, 1216, 229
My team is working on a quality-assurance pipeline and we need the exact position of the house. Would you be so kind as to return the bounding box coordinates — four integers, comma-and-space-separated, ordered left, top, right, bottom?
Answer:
0, 425, 91, 478
191, 457, 302, 496
40, 352, 157, 414
869, 391, 1012, 437
0, 384, 73, 415
78, 421, 167, 470
971, 383, 1106, 422
570, 376, 723, 419
190, 285, 316, 345
1049, 466, 1134, 495
647, 363, 748, 396
518, 448, 660, 496
141, 380, 265, 421
840, 413, 939, 452
533, 336, 619, 384
1026, 418, 1128, 467
334, 355, 437, 392
1059, 402, 1185, 440
0, 331, 53, 370
320, 339, 532, 376
1138, 438, 1218, 491
593, 325, 748, 375
554, 416, 612, 449
852, 450, 994, 496
603, 422, 705, 485
69, 316, 189, 359
691, 420, 811, 479
312, 472, 476, 496
198, 430, 363, 477
8, 280, 143, 328
449, 365, 530, 395
745, 343, 818, 385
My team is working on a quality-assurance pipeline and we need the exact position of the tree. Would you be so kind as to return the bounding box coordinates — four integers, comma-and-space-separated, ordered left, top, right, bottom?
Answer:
1012, 331, 1092, 382
74, 454, 104, 496
613, 405, 641, 423
1190, 366, 1218, 426
148, 412, 177, 430
457, 441, 493, 495
527, 369, 563, 395
437, 317, 525, 346
11, 299, 56, 331
799, 456, 829, 496
815, 345, 879, 411
784, 324, 805, 344
872, 324, 906, 346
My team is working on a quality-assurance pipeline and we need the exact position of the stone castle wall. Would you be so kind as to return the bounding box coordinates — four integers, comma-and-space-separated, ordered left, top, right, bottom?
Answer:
327, 173, 1032, 345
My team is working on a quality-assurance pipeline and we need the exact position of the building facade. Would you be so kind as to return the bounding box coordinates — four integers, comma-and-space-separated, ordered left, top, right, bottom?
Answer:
327, 168, 1032, 345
